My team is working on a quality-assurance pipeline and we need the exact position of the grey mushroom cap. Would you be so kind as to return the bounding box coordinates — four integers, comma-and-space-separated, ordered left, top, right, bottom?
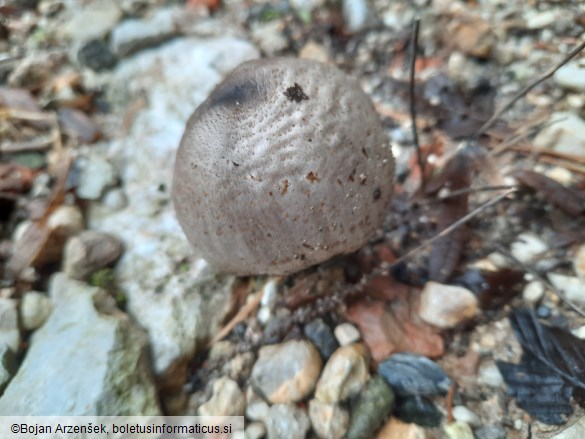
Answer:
172, 58, 395, 276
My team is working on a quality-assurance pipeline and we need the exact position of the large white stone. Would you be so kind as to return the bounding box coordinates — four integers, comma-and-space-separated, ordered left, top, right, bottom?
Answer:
0, 274, 160, 415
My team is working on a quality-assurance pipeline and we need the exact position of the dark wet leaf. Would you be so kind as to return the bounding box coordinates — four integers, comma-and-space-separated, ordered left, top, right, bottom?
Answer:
497, 352, 573, 425
511, 170, 585, 216
497, 308, 585, 425
549, 226, 585, 248
456, 268, 524, 309
378, 352, 451, 397
425, 152, 472, 282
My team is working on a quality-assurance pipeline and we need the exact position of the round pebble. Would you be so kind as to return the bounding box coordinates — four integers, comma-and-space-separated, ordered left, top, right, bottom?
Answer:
452, 405, 481, 428
522, 281, 545, 304
334, 323, 361, 346
315, 343, 370, 404
20, 291, 53, 331
419, 282, 478, 329
251, 339, 322, 404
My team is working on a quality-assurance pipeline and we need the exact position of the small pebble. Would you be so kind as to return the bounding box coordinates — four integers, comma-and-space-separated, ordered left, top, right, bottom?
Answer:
534, 112, 585, 157
478, 362, 504, 388
554, 61, 585, 92
63, 230, 123, 280
197, 377, 245, 416
475, 425, 506, 439
342, 0, 369, 33
510, 233, 548, 264
452, 406, 481, 427
444, 421, 474, 439
261, 279, 279, 308
548, 273, 585, 306
522, 281, 545, 304
376, 417, 426, 439
303, 318, 338, 360
334, 323, 360, 346
245, 422, 265, 439
346, 375, 394, 439
20, 291, 53, 331
309, 399, 349, 439
245, 387, 269, 422
265, 404, 310, 439
572, 325, 585, 340
536, 305, 551, 319
251, 339, 322, 404
418, 282, 478, 329
315, 343, 370, 404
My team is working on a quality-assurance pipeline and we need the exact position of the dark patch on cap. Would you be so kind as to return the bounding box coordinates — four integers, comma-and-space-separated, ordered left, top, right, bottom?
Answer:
284, 83, 309, 103
373, 188, 381, 200
207, 77, 262, 108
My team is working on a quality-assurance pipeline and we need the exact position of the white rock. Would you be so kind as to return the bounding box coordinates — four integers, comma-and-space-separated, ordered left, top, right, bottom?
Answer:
198, 377, 245, 416
245, 422, 266, 439
0, 299, 19, 352
309, 399, 349, 439
265, 404, 310, 439
89, 37, 259, 383
554, 61, 585, 92
534, 112, 585, 157
315, 344, 369, 404
478, 362, 504, 388
572, 325, 585, 340
261, 278, 279, 308
444, 421, 474, 439
62, 230, 123, 280
510, 233, 548, 264
251, 21, 288, 55
62, 0, 122, 43
20, 291, 53, 331
452, 405, 481, 427
334, 323, 361, 346
525, 10, 558, 29
111, 6, 181, 57
0, 273, 161, 415
522, 281, 545, 304
548, 273, 585, 305
76, 154, 117, 200
342, 0, 369, 32
251, 340, 322, 404
245, 387, 269, 421
418, 282, 477, 329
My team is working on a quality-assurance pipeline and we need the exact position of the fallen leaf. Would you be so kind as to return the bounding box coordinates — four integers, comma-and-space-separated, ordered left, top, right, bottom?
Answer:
511, 169, 585, 216
57, 108, 101, 143
497, 308, 585, 425
346, 292, 444, 362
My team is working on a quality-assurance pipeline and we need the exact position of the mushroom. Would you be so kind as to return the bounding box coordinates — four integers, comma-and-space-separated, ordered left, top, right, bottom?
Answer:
172, 58, 395, 276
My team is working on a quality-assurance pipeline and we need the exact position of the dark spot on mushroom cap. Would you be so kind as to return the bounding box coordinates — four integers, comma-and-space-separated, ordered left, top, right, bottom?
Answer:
172, 57, 395, 276
284, 82, 309, 102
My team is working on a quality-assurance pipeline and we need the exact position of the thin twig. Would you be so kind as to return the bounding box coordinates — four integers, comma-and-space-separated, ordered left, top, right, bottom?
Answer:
409, 17, 425, 189
493, 244, 585, 318
474, 39, 585, 138
416, 185, 517, 205
388, 188, 516, 269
